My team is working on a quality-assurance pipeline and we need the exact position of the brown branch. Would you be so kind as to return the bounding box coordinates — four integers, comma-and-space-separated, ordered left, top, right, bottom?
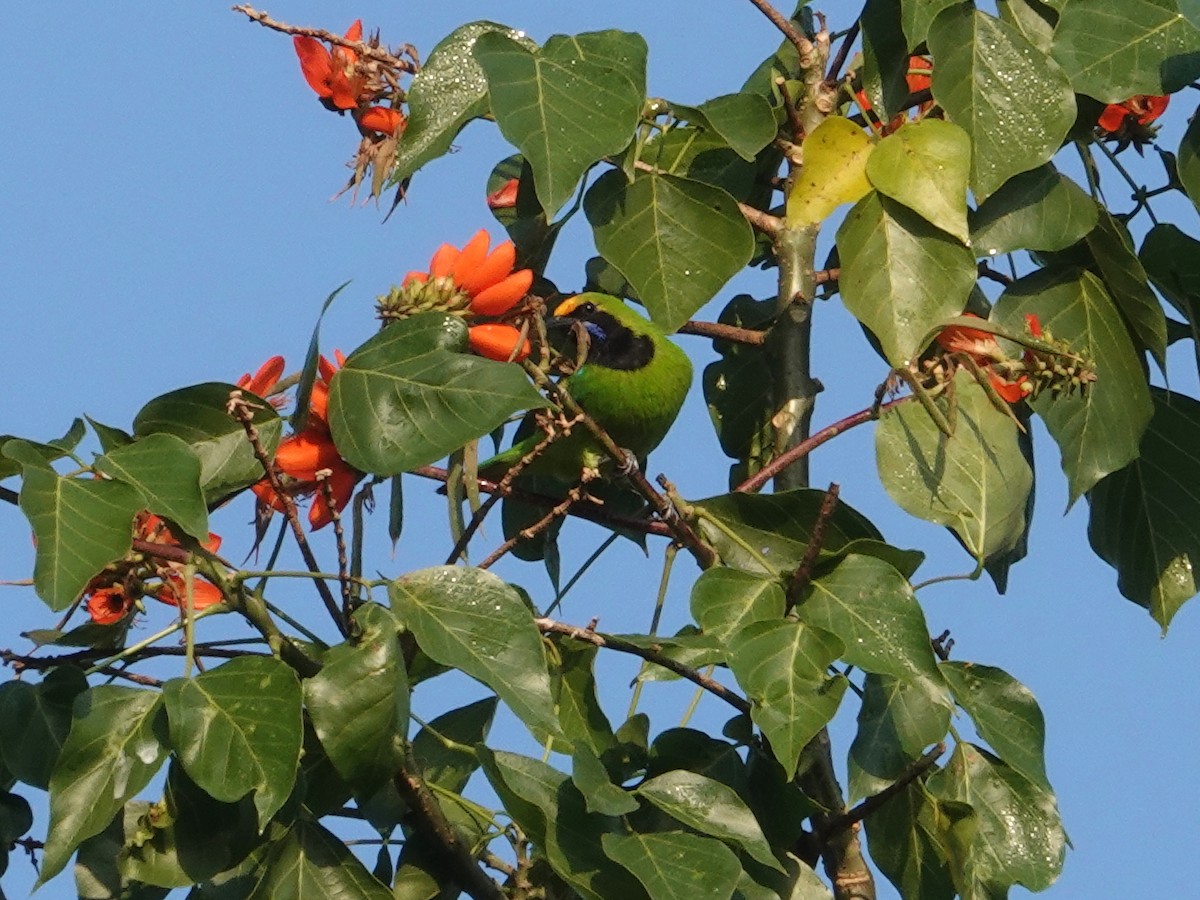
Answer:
735, 398, 906, 494
744, 0, 815, 61
392, 748, 506, 900
679, 320, 767, 347
316, 470, 355, 623
477, 485, 585, 570
824, 22, 860, 85
227, 391, 348, 638
977, 262, 1014, 287
0, 484, 18, 505
815, 266, 840, 286
536, 617, 750, 714
775, 77, 806, 143
739, 201, 783, 237
2, 644, 266, 674
819, 743, 947, 840
232, 4, 418, 73
787, 483, 840, 605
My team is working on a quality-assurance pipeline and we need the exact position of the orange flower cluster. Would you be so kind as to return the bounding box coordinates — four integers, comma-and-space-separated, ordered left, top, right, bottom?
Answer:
293, 20, 405, 138
85, 513, 224, 625
378, 230, 535, 362
246, 353, 365, 530
935, 313, 1043, 403
855, 55, 934, 135
1096, 94, 1169, 150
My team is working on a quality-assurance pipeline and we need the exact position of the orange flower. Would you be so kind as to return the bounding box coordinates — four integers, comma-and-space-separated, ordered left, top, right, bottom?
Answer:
906, 56, 933, 94
935, 313, 1036, 403
237, 355, 285, 397
293, 20, 368, 111
357, 106, 405, 136
87, 587, 134, 625
253, 352, 364, 529
1098, 94, 1169, 133
855, 55, 934, 135
486, 178, 520, 210
468, 323, 532, 362
154, 575, 226, 611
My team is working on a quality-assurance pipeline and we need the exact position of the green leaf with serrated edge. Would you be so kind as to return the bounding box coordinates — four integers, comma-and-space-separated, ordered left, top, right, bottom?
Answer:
836, 192, 976, 366
876, 372, 1033, 565
941, 661, 1049, 790
585, 169, 754, 333
0, 666, 87, 789
39, 686, 168, 885
900, 0, 960, 47
691, 567, 786, 645
969, 164, 1097, 256
327, 314, 546, 477
999, 0, 1058, 52
94, 433, 208, 540
849, 674, 952, 803
797, 554, 945, 686
671, 92, 778, 162
304, 604, 408, 797
1052, 0, 1200, 100
572, 745, 639, 815
290, 281, 350, 434
636, 770, 784, 872
246, 817, 391, 900
0, 418, 84, 480
163, 656, 302, 830
927, 742, 1066, 895
929, 5, 1075, 200
1082, 209, 1168, 368
411, 696, 497, 794
993, 268, 1152, 503
550, 638, 616, 756
391, 23, 534, 184
867, 119, 972, 244
786, 117, 874, 228
863, 780, 957, 900
602, 831, 742, 900
1088, 388, 1200, 630
727, 619, 847, 775
690, 488, 891, 577
132, 382, 282, 501
1179, 113, 1200, 213
478, 749, 644, 900
474, 30, 645, 216
5, 441, 142, 611
389, 567, 560, 740
1140, 224, 1200, 384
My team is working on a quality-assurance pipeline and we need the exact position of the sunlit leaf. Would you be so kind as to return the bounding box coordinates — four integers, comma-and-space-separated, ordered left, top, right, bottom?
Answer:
94, 433, 208, 540
867, 119, 972, 244
969, 164, 1097, 256
601, 830, 742, 900
690, 567, 786, 645
671, 92, 778, 161
787, 117, 874, 228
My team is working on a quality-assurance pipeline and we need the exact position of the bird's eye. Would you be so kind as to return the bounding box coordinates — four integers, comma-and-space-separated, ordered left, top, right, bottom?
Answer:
580, 302, 596, 314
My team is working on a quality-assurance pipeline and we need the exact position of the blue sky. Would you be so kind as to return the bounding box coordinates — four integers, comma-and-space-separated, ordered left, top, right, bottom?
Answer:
3, 3, 1198, 897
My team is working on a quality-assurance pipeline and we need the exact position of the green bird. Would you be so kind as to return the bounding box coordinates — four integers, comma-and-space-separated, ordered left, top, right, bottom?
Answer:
479, 292, 693, 560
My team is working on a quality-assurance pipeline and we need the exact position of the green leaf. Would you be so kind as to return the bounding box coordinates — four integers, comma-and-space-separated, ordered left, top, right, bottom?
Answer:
636, 769, 784, 872
797, 554, 945, 687
475, 30, 646, 216
247, 817, 391, 900
1088, 387, 1200, 630
86, 416, 134, 454
690, 488, 892, 578
572, 745, 639, 815
726, 619, 848, 775
673, 92, 778, 161
994, 268, 1152, 503
391, 22, 534, 184
550, 638, 616, 756
998, 0, 1059, 53
389, 566, 561, 740
969, 164, 1098, 256
290, 282, 350, 435
867, 119, 972, 244
861, 0, 912, 121
601, 830, 742, 900
927, 743, 1066, 895
40, 686, 168, 884
929, 5, 1075, 199
94, 433, 208, 540
1140, 223, 1200, 380
941, 661, 1049, 790
585, 169, 755, 333
411, 696, 498, 793
1087, 210, 1170, 367
836, 191, 977, 366
863, 781, 957, 900
848, 674, 952, 802
691, 567, 786, 645
133, 382, 282, 501
0, 666, 88, 789
304, 604, 408, 796
1179, 112, 1200, 212
165, 762, 261, 884
900, 0, 960, 47
0, 419, 86, 482
327, 314, 546, 476
1052, 0, 1200, 99
640, 127, 763, 202
163, 656, 302, 830
876, 372, 1034, 565
786, 117, 874, 228
5, 440, 143, 611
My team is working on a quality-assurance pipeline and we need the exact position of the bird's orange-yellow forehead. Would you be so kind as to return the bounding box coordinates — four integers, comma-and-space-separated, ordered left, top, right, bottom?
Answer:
553, 296, 583, 317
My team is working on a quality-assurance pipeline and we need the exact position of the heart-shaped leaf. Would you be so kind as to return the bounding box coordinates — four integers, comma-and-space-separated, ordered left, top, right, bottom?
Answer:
969, 165, 1098, 256
94, 433, 208, 540
786, 116, 874, 228
867, 119, 972, 244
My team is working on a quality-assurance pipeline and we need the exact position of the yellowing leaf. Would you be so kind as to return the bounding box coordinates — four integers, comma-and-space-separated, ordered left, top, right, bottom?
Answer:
786, 117, 873, 227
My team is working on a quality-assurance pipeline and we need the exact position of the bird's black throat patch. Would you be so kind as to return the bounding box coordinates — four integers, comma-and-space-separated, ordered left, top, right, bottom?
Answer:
558, 307, 655, 371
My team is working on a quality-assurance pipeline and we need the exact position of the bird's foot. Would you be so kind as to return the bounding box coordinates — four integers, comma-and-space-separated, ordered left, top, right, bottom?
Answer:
616, 449, 639, 477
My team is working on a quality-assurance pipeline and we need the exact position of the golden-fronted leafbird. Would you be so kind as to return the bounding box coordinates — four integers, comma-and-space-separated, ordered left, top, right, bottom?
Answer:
479, 292, 693, 560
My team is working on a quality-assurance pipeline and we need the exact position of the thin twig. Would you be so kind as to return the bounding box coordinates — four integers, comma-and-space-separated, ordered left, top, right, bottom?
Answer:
824, 21, 860, 85
787, 483, 840, 605
819, 743, 947, 839
232, 4, 418, 72
537, 617, 751, 714
2, 644, 266, 673
477, 486, 585, 570
775, 77, 806, 143
316, 470, 355, 622
679, 320, 767, 346
745, 0, 816, 61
